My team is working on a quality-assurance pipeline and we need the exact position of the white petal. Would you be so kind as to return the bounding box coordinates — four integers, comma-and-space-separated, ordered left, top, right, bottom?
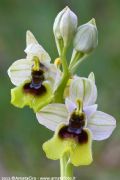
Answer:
84, 104, 97, 118
7, 59, 32, 86
53, 8, 66, 38
26, 30, 38, 46
53, 68, 62, 91
60, 7, 78, 46
87, 111, 116, 140
25, 44, 51, 63
69, 76, 97, 106
44, 64, 62, 92
65, 98, 76, 113
88, 72, 95, 82
36, 103, 68, 131
25, 31, 51, 63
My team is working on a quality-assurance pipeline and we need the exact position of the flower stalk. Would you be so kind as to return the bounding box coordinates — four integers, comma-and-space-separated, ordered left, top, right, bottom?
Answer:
54, 46, 73, 177
60, 152, 73, 178
70, 54, 88, 74
69, 50, 84, 70
54, 47, 70, 103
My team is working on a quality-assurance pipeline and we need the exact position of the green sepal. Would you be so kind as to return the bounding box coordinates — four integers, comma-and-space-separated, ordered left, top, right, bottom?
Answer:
11, 81, 53, 112
43, 124, 93, 166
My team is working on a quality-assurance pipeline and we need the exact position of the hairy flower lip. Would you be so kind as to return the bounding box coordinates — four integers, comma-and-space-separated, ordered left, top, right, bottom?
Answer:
58, 125, 88, 144
11, 80, 53, 112
23, 67, 46, 96
57, 109, 87, 143
23, 81, 46, 96
42, 123, 93, 166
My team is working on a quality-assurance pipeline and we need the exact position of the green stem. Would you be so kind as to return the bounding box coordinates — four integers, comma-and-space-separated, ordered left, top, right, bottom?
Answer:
54, 47, 70, 103
60, 152, 73, 178
62, 47, 68, 72
69, 51, 83, 69
70, 54, 88, 74
54, 47, 73, 177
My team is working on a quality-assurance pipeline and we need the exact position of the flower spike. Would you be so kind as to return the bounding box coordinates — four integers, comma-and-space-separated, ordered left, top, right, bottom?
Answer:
7, 6, 116, 178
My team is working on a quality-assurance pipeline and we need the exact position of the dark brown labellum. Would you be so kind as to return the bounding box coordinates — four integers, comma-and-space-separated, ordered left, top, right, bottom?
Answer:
58, 111, 87, 144
23, 82, 46, 96
69, 112, 85, 129
31, 70, 44, 87
59, 125, 88, 144
23, 69, 46, 96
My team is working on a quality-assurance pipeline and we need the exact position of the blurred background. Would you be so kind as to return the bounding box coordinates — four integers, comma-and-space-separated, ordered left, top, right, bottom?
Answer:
0, 0, 120, 179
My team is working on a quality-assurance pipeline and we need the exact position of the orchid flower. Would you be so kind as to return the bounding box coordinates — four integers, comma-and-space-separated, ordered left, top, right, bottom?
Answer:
8, 31, 61, 112
36, 72, 116, 166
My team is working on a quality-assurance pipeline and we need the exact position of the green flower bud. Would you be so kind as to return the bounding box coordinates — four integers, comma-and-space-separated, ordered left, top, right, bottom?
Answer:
53, 6, 78, 50
73, 18, 98, 54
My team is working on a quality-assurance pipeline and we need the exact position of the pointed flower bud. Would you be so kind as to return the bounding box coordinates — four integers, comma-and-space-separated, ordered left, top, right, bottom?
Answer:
53, 6, 78, 49
73, 18, 98, 54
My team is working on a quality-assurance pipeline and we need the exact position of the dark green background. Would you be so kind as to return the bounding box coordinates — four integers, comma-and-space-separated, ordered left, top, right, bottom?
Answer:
0, 0, 120, 179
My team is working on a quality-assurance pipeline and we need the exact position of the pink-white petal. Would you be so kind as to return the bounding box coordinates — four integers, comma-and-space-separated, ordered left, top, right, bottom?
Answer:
87, 111, 116, 140
84, 104, 97, 118
65, 98, 76, 113
36, 103, 68, 131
